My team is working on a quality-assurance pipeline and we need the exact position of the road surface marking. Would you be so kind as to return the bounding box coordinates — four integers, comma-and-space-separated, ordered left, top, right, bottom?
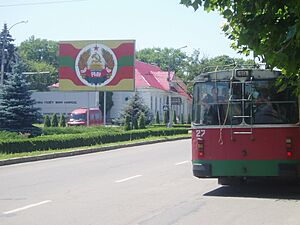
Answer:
3, 200, 52, 215
175, 160, 189, 165
115, 175, 142, 183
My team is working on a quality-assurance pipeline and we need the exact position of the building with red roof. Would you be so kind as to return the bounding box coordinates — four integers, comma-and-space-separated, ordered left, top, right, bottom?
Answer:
35, 60, 192, 123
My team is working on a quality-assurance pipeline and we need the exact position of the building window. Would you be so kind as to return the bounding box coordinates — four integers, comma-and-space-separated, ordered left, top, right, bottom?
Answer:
150, 96, 153, 110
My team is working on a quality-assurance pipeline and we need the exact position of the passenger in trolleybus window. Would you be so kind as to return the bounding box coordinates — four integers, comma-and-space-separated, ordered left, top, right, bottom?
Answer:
201, 86, 219, 124
254, 88, 283, 124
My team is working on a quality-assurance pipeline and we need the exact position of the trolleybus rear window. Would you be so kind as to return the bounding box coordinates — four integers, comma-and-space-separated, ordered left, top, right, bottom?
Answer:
192, 79, 298, 125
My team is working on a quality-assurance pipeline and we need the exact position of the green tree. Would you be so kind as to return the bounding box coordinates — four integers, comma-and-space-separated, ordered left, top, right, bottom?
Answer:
155, 111, 160, 124
59, 114, 66, 127
0, 23, 17, 82
180, 113, 185, 124
133, 117, 139, 129
187, 113, 191, 124
139, 113, 146, 129
18, 36, 58, 91
136, 47, 189, 82
163, 111, 167, 124
119, 92, 152, 126
44, 115, 51, 127
173, 110, 177, 124
0, 60, 40, 130
181, 0, 300, 92
124, 115, 131, 131
51, 113, 58, 127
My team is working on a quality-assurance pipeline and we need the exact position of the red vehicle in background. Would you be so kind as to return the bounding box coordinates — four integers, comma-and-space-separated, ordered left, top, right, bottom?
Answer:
67, 108, 103, 126
191, 68, 300, 185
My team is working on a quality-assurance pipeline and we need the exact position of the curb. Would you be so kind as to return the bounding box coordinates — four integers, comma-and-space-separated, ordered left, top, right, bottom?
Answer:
0, 136, 191, 166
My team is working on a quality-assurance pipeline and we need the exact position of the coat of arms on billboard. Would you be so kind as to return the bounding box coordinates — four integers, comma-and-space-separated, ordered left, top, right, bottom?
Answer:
59, 40, 135, 91
75, 44, 118, 87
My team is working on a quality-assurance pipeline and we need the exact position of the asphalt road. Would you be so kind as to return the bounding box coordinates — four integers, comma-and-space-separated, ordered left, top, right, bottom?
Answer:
1, 139, 300, 225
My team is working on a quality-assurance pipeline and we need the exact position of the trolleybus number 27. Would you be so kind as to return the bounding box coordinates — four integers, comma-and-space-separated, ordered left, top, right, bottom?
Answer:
195, 129, 206, 140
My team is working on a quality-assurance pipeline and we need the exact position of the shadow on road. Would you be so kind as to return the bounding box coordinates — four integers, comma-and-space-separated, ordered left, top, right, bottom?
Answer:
204, 180, 300, 200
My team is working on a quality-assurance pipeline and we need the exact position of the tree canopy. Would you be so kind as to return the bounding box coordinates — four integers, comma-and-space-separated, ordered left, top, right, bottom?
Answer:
180, 0, 300, 92
0, 24, 16, 82
0, 60, 40, 130
18, 36, 58, 91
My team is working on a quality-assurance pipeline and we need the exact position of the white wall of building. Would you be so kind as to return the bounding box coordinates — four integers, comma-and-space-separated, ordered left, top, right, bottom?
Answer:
32, 88, 192, 122
32, 91, 98, 116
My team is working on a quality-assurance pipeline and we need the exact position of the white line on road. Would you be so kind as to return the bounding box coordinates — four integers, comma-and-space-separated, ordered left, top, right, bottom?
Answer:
115, 175, 142, 183
175, 160, 189, 165
3, 200, 52, 215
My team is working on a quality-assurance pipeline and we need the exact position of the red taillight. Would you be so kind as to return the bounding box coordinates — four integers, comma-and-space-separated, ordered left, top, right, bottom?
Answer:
286, 138, 293, 158
197, 139, 204, 157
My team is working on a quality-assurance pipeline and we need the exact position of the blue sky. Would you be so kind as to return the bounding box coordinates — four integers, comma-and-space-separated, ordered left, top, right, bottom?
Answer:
0, 0, 250, 59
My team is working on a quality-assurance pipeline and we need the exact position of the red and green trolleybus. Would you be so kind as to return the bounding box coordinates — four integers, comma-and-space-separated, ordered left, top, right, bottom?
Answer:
191, 68, 300, 185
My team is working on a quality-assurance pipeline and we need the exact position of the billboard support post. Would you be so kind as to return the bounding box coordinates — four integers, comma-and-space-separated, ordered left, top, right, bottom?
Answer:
103, 91, 106, 126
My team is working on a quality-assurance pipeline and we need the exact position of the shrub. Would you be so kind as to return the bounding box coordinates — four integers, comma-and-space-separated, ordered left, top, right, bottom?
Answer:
0, 128, 188, 154
163, 111, 167, 124
155, 111, 160, 124
187, 114, 191, 124
139, 113, 146, 129
44, 115, 51, 127
51, 114, 58, 127
173, 110, 177, 124
180, 114, 184, 124
124, 115, 131, 131
59, 114, 66, 127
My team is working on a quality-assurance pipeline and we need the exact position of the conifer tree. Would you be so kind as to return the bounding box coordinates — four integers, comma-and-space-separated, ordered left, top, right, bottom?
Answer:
51, 113, 58, 127
0, 60, 40, 130
0, 23, 16, 82
163, 111, 167, 124
59, 114, 66, 127
119, 92, 152, 126
155, 111, 160, 124
187, 113, 191, 124
124, 115, 131, 131
43, 115, 51, 127
173, 110, 177, 124
139, 113, 146, 129
180, 113, 184, 124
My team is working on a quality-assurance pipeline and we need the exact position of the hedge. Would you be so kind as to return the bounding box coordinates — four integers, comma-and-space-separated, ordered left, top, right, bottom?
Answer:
0, 128, 188, 154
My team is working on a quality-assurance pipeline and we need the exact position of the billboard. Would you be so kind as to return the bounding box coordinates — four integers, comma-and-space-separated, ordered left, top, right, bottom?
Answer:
58, 40, 135, 91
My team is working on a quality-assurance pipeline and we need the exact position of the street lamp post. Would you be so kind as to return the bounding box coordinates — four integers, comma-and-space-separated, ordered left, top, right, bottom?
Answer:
167, 45, 187, 128
0, 20, 28, 86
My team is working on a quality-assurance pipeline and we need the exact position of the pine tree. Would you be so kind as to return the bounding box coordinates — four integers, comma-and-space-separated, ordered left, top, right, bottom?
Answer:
44, 115, 51, 127
51, 113, 58, 127
0, 23, 16, 82
124, 115, 131, 131
139, 113, 146, 129
173, 110, 177, 124
163, 111, 167, 124
59, 114, 66, 127
119, 92, 152, 126
155, 111, 160, 124
181, 113, 185, 124
0, 60, 40, 130
133, 117, 139, 130
187, 113, 191, 124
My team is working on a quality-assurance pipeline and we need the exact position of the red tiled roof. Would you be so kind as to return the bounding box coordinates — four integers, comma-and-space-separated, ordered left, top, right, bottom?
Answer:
135, 60, 191, 100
